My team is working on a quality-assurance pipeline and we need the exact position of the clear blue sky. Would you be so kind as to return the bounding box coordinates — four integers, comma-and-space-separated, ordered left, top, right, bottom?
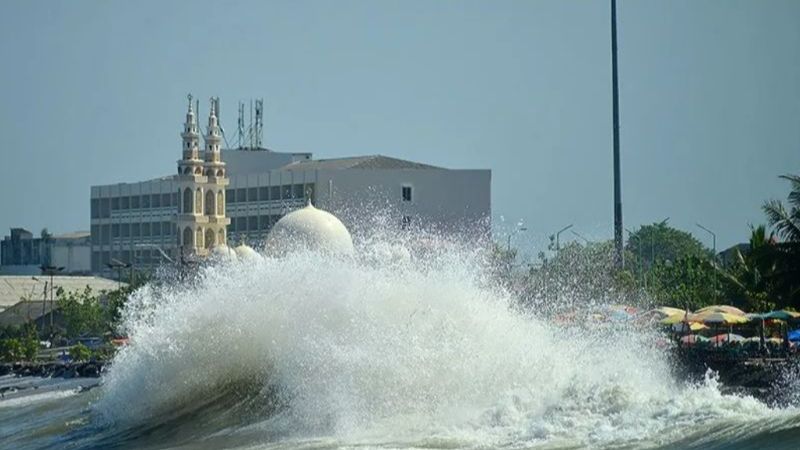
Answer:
1, 0, 798, 252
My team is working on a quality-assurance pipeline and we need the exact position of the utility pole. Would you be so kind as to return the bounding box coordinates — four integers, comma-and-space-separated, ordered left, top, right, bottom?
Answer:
611, 0, 624, 268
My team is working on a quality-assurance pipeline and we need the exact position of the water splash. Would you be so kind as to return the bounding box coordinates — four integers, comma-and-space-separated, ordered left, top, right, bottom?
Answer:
93, 233, 797, 448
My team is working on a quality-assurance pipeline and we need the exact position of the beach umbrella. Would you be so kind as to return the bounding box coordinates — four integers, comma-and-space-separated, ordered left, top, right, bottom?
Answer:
672, 322, 708, 333
651, 306, 685, 318
680, 334, 709, 345
690, 312, 749, 325
761, 310, 800, 321
710, 333, 745, 344
661, 312, 691, 325
695, 305, 746, 316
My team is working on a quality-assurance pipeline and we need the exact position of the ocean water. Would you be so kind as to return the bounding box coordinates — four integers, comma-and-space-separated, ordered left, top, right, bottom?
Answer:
2, 236, 800, 450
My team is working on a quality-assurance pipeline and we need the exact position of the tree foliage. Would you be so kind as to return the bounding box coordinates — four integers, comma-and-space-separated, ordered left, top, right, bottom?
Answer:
625, 221, 710, 273
56, 286, 107, 338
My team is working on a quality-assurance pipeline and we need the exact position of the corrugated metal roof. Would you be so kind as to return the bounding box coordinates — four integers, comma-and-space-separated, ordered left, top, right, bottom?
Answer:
0, 276, 123, 310
281, 155, 443, 171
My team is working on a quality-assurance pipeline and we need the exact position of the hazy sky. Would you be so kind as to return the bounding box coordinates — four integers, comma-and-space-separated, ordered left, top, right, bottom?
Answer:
1, 0, 798, 253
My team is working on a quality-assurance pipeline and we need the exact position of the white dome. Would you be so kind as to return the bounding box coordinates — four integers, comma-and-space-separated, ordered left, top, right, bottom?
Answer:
234, 244, 260, 260
265, 203, 354, 256
209, 244, 237, 261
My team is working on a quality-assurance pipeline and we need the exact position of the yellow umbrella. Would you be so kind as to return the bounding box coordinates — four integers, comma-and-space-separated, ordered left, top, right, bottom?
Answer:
651, 306, 685, 318
661, 312, 691, 325
695, 305, 746, 316
672, 322, 708, 332
690, 311, 749, 325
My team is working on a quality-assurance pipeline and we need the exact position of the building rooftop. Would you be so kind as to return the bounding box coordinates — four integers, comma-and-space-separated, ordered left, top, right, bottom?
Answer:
0, 276, 123, 310
281, 155, 442, 171
53, 231, 90, 240
0, 300, 56, 327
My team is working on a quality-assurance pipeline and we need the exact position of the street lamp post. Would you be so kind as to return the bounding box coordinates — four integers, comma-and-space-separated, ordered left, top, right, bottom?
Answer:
106, 259, 131, 291
696, 222, 718, 299
40, 265, 64, 330
625, 227, 646, 290
555, 224, 573, 254
571, 230, 590, 244
507, 226, 528, 253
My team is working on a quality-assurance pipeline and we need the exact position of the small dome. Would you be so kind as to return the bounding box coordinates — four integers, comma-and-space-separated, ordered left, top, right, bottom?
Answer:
265, 203, 354, 256
234, 244, 260, 260
209, 244, 237, 261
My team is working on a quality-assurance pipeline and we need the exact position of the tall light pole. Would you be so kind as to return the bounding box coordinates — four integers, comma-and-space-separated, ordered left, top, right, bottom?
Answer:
507, 226, 528, 253
40, 265, 64, 330
611, 0, 624, 268
555, 224, 573, 254
625, 227, 646, 290
106, 258, 131, 291
571, 230, 590, 244
696, 222, 718, 299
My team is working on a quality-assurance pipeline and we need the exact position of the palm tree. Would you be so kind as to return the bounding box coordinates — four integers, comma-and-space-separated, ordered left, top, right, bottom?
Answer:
761, 174, 800, 306
763, 174, 800, 242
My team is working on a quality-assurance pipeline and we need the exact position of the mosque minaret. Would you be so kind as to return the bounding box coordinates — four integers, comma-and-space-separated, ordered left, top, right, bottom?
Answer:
175, 94, 230, 257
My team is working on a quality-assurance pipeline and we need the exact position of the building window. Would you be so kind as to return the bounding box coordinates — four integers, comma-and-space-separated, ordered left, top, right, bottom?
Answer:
237, 188, 246, 203
248, 188, 258, 202
270, 186, 280, 200
260, 215, 270, 230
111, 197, 120, 210
91, 199, 99, 219
162, 221, 172, 236
402, 186, 412, 202
131, 195, 140, 209
402, 216, 412, 230
152, 194, 161, 208
142, 194, 151, 209
228, 222, 235, 233
162, 193, 171, 207
132, 223, 141, 237
120, 196, 130, 210
282, 185, 292, 199
248, 216, 258, 231
121, 223, 130, 237
152, 222, 162, 236
259, 187, 269, 201
293, 184, 304, 199
142, 223, 151, 237
101, 225, 110, 244
226, 189, 235, 204
237, 216, 247, 231
172, 193, 178, 208
100, 198, 111, 218
112, 224, 120, 238
91, 225, 100, 244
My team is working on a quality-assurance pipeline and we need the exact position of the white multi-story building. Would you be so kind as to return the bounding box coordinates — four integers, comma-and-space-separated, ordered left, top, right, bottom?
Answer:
90, 97, 491, 276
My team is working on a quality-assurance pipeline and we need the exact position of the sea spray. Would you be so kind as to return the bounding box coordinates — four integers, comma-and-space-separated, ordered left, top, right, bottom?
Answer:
94, 235, 792, 448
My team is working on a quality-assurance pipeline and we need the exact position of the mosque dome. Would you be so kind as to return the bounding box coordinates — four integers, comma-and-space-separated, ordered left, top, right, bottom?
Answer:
234, 244, 260, 260
209, 244, 237, 261
265, 202, 354, 256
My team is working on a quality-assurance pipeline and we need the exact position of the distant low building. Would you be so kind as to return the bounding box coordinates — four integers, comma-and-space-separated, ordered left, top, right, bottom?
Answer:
0, 229, 91, 275
0, 275, 121, 313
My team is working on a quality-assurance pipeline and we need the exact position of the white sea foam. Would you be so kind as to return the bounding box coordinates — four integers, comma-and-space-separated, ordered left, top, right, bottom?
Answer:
94, 235, 797, 448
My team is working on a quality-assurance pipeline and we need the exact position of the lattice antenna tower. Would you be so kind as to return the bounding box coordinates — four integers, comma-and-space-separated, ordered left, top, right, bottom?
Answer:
236, 98, 265, 150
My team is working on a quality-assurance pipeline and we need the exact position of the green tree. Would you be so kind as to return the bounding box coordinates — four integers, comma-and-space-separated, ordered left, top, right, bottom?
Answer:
717, 225, 779, 311
625, 221, 711, 274
761, 173, 800, 305
648, 255, 720, 311
70, 343, 91, 361
57, 286, 106, 338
